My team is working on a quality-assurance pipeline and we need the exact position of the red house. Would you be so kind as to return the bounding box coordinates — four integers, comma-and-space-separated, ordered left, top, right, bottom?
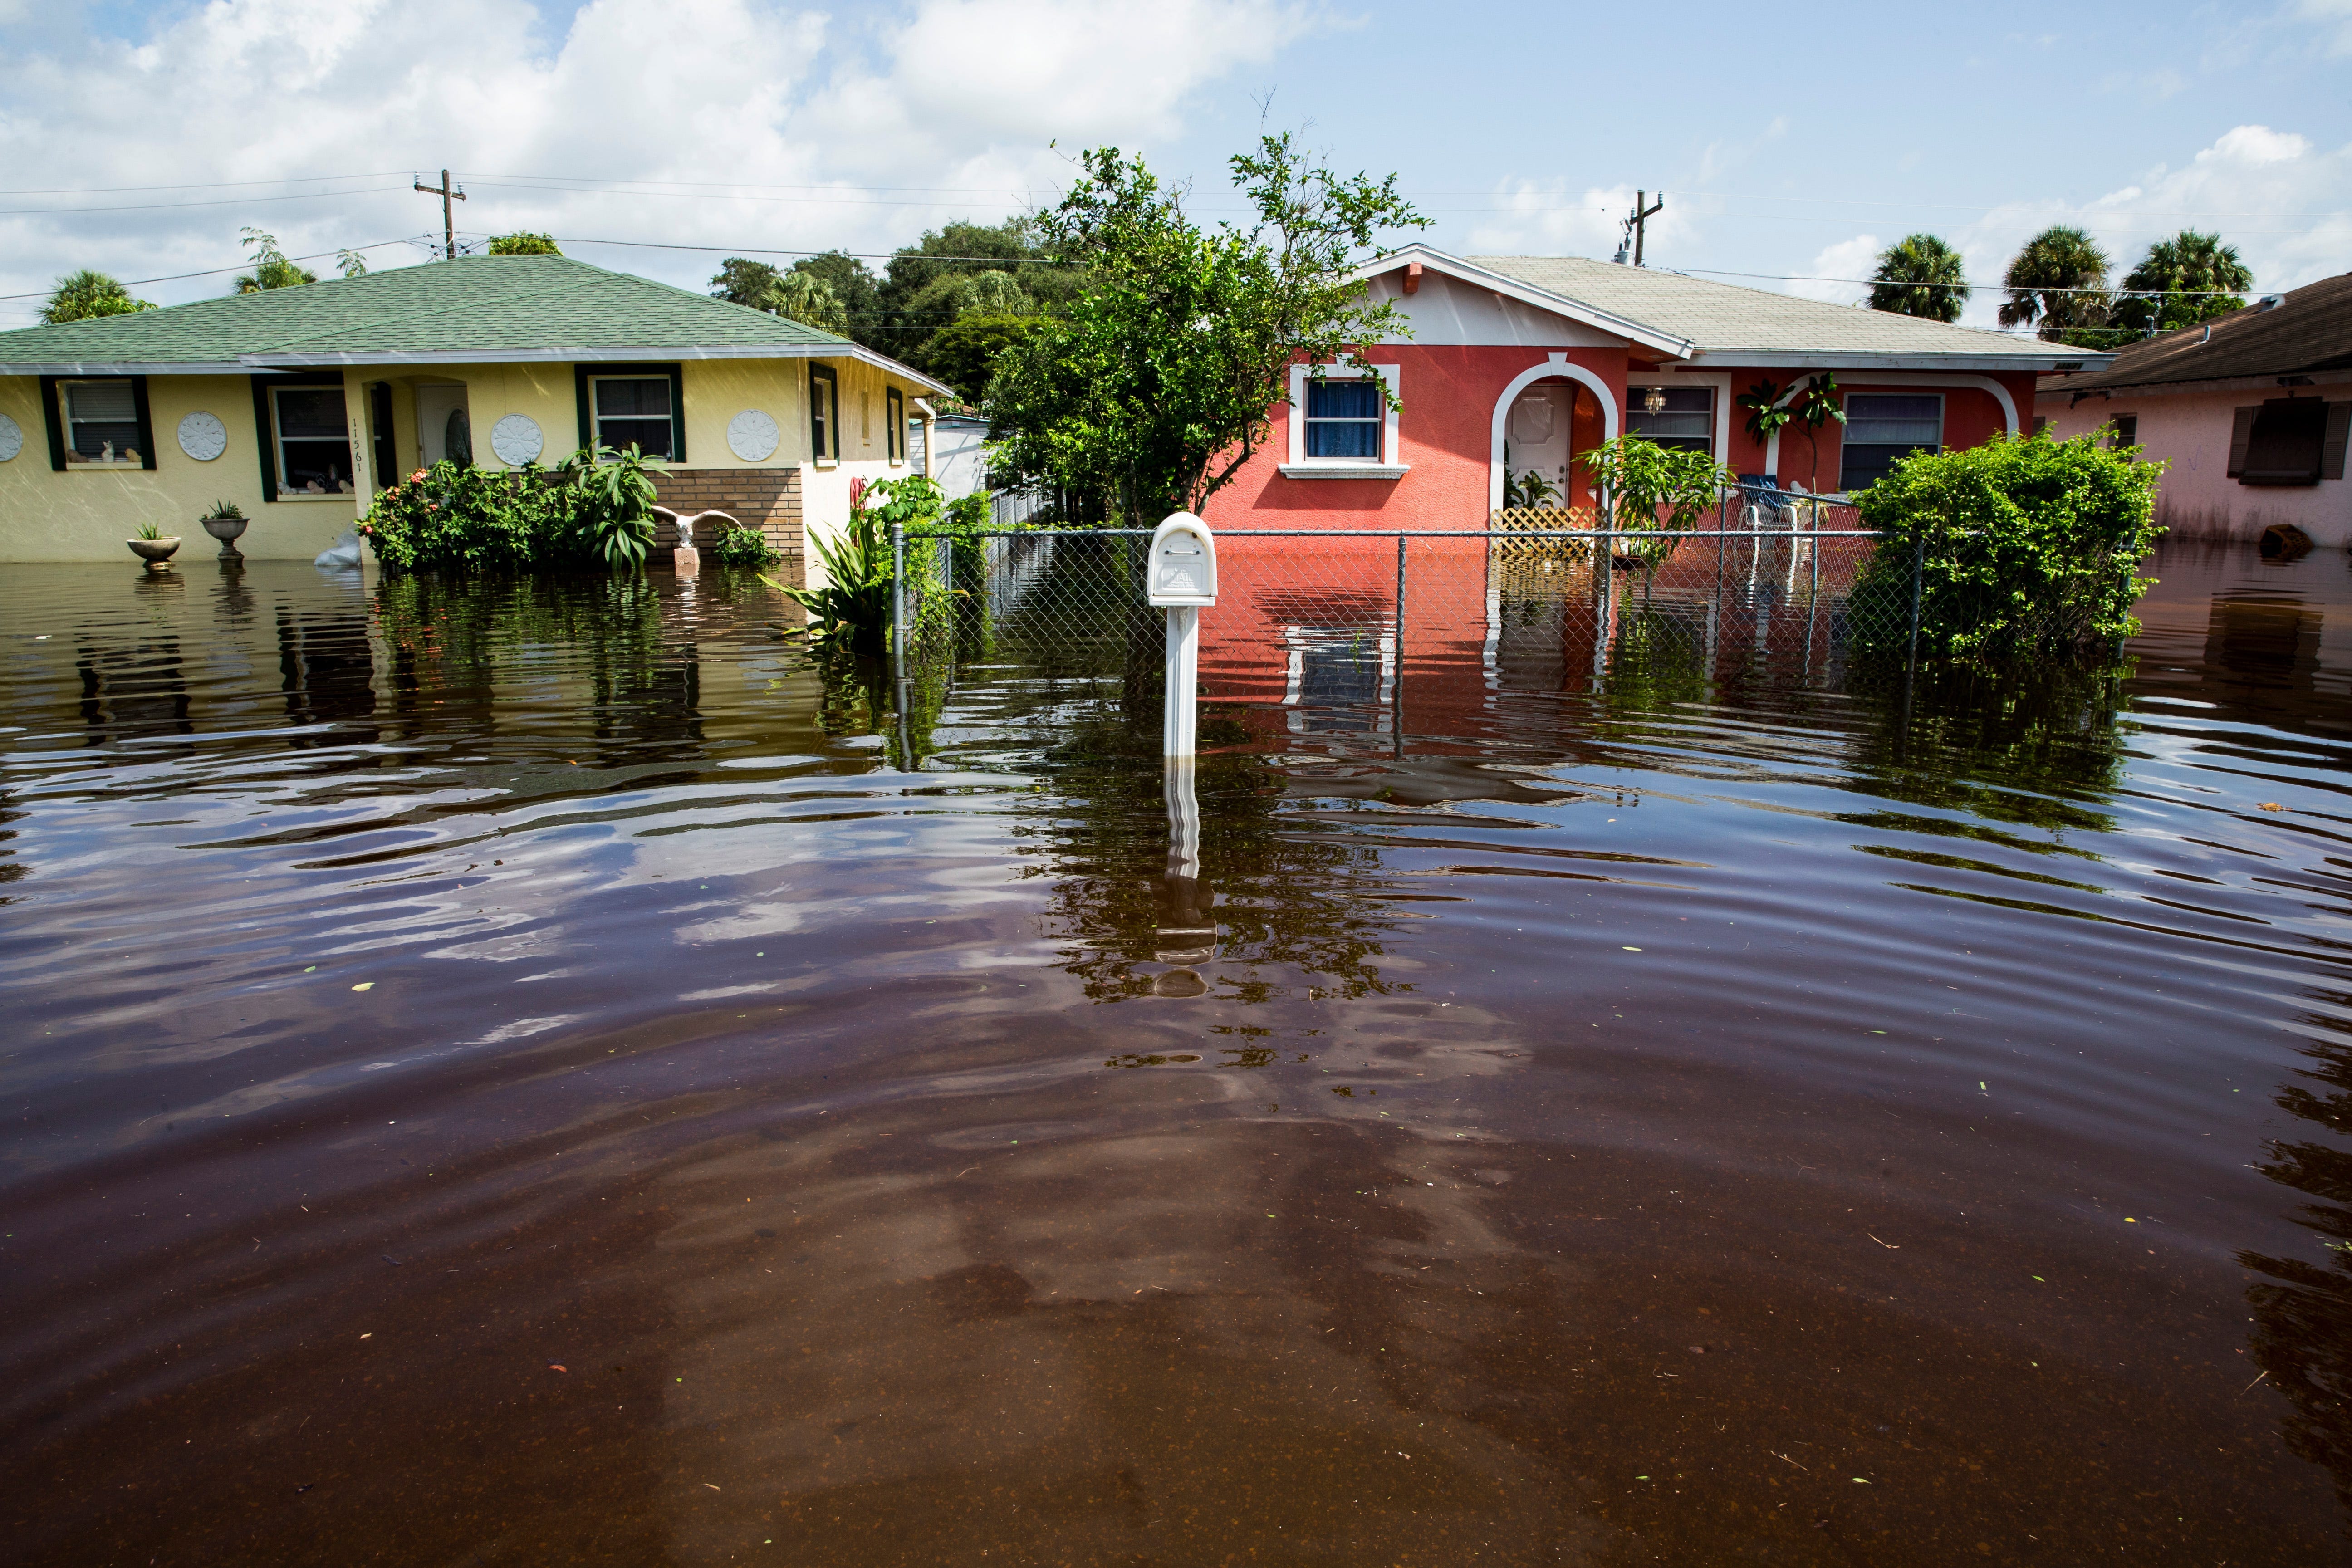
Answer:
1187, 246, 2101, 739
1202, 244, 2102, 529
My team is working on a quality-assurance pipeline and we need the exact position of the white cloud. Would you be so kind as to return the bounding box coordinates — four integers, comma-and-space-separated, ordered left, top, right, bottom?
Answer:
2293, 0, 2352, 55
1787, 235, 1880, 306
1463, 180, 1705, 260
1948, 123, 2352, 327
0, 0, 1321, 322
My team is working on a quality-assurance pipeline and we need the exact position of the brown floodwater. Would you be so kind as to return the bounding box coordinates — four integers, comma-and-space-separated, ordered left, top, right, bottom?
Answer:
2, 542, 2349, 1566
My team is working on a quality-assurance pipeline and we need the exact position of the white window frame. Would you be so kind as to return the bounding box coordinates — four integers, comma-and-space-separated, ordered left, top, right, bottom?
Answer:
1282, 359, 1407, 480
270, 382, 356, 499
1839, 391, 1945, 492
809, 364, 839, 466
589, 373, 678, 459
1624, 373, 1730, 460
61, 377, 143, 467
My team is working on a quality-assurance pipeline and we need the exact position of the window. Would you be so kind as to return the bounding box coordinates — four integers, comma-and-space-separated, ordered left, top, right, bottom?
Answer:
272, 385, 352, 494
859, 390, 872, 447
1627, 386, 1713, 454
592, 376, 675, 458
886, 387, 905, 464
2107, 414, 2137, 451
2230, 398, 2342, 487
1839, 393, 1943, 492
809, 365, 838, 461
1304, 378, 1383, 459
63, 379, 143, 466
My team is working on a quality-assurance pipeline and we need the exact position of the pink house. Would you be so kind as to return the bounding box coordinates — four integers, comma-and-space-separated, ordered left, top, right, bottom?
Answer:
2036, 273, 2352, 546
1199, 245, 2099, 533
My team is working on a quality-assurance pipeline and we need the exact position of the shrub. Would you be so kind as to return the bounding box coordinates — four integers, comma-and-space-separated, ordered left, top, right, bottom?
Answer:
357, 461, 588, 573
710, 524, 781, 568
561, 443, 665, 567
1851, 427, 2164, 658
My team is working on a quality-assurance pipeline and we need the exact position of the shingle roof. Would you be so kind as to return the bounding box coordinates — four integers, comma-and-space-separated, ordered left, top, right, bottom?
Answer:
0, 256, 947, 389
2035, 272, 2352, 393
1371, 247, 2102, 371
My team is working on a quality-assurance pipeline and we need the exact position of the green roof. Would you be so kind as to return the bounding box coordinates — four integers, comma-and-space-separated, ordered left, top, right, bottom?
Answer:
0, 255, 943, 387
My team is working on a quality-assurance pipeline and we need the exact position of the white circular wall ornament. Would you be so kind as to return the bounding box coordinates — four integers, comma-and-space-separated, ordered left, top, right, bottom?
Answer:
176, 410, 228, 462
0, 413, 21, 462
490, 413, 544, 466
727, 407, 779, 462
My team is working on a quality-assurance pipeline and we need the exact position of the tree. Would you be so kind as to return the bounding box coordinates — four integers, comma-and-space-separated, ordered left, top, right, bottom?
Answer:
1999, 226, 2110, 343
709, 257, 786, 308
487, 232, 562, 256
790, 251, 882, 343
231, 228, 316, 293
986, 134, 1426, 520
772, 271, 850, 335
1788, 372, 1845, 490
2111, 229, 2252, 337
336, 249, 370, 279
1868, 234, 1968, 322
916, 314, 1049, 402
876, 219, 1071, 356
40, 269, 154, 323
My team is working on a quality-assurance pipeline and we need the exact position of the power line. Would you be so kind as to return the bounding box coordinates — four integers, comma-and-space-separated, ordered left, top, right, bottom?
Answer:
0, 185, 409, 217
0, 238, 428, 302
1672, 265, 2259, 295
0, 171, 412, 197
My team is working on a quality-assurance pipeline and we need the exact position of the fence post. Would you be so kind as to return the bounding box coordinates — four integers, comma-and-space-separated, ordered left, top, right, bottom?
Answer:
1905, 531, 1925, 667
1393, 534, 1407, 756
890, 519, 906, 673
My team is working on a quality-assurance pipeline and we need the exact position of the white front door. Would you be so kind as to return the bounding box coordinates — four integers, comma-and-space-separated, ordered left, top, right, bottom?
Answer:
415, 386, 470, 467
1504, 384, 1572, 507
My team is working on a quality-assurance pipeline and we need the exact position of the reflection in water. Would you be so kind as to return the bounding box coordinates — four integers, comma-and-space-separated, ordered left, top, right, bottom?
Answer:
2241, 1001, 2352, 1523
3, 544, 2352, 1563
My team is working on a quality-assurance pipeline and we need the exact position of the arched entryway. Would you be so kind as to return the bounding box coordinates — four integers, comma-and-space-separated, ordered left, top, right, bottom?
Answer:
1488, 355, 1619, 518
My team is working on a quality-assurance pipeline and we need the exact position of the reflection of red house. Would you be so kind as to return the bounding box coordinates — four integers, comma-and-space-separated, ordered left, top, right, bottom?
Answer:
1201, 245, 2100, 533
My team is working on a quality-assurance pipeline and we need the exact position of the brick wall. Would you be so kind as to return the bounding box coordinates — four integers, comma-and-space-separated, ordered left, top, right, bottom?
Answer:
651, 467, 803, 581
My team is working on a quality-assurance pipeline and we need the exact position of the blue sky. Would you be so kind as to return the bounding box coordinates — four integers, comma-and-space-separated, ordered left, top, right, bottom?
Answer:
1, 0, 2346, 328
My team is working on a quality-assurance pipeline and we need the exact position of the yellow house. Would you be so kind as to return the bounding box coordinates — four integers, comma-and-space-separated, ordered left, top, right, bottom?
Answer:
0, 255, 950, 569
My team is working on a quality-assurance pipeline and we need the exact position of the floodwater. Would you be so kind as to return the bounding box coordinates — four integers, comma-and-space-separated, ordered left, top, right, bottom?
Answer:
2, 542, 2348, 1566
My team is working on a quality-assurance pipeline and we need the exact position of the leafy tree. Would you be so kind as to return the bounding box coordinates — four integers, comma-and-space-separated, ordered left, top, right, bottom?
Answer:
986, 134, 1426, 521
1850, 426, 2163, 657
791, 250, 883, 343
876, 220, 1071, 356
772, 271, 850, 335
40, 269, 154, 323
336, 249, 369, 278
1577, 435, 1731, 564
1868, 234, 1968, 322
916, 313, 1049, 402
709, 257, 787, 307
1998, 225, 2110, 343
2111, 229, 2252, 337
487, 232, 562, 256
231, 228, 316, 293
1737, 377, 1792, 456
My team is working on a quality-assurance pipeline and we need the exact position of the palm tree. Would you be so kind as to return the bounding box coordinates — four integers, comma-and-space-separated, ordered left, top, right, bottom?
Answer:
2112, 230, 2252, 336
1999, 226, 2111, 343
1868, 234, 1968, 322
40, 269, 155, 323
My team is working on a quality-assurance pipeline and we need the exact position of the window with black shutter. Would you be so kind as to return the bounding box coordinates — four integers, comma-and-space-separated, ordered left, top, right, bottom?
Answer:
2237, 398, 2327, 486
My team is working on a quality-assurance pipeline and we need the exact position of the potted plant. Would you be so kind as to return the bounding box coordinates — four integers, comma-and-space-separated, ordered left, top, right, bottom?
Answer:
199, 500, 249, 559
126, 522, 181, 570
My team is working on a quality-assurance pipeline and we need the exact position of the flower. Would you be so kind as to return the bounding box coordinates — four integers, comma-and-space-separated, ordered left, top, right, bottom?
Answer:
410, 469, 428, 483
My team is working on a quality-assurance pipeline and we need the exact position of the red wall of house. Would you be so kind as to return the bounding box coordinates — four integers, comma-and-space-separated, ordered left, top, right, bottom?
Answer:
1711, 372, 2034, 489
1200, 345, 1629, 532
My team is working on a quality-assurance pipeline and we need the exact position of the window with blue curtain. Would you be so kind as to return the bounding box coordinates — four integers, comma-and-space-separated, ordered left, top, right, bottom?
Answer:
1304, 378, 1383, 460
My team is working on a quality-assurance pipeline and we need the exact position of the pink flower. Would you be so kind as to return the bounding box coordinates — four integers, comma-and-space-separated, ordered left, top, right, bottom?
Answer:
410, 469, 428, 483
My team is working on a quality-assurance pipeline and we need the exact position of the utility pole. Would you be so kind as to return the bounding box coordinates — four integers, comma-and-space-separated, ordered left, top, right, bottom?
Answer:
1623, 190, 1664, 267
414, 169, 467, 260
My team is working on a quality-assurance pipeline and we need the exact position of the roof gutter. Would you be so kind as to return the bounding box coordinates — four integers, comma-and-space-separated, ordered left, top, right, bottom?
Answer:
1352, 244, 1698, 360
0, 342, 954, 396
1681, 349, 2109, 373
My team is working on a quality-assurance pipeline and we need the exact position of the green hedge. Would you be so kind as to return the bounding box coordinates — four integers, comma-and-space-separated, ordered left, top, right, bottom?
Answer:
1852, 428, 2164, 658
357, 461, 591, 573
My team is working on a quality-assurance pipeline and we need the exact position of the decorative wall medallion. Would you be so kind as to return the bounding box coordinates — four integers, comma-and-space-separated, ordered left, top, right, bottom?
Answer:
727, 407, 779, 462
0, 413, 20, 462
490, 413, 544, 466
176, 410, 228, 462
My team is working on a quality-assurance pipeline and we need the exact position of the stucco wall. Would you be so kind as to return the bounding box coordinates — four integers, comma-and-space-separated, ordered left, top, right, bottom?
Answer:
2036, 379, 2352, 546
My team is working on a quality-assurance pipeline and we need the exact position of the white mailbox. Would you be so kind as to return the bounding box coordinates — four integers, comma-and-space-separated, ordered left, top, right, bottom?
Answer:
1148, 514, 1218, 608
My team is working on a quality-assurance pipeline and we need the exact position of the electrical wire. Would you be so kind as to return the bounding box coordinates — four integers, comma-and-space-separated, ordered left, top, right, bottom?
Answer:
0, 185, 411, 218
0, 171, 415, 197
1671, 265, 2257, 296
0, 238, 429, 302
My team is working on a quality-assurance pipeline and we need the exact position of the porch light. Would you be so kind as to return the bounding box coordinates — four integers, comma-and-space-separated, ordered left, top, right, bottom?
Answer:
1643, 387, 1667, 414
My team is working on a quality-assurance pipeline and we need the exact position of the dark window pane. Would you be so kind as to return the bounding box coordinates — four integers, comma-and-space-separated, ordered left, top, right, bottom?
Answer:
2240, 399, 2325, 485
275, 389, 347, 438
1631, 387, 1712, 413
1839, 442, 1931, 492
280, 438, 351, 491
599, 418, 673, 458
1306, 379, 1382, 419
595, 378, 670, 418
1306, 419, 1381, 459
69, 421, 142, 457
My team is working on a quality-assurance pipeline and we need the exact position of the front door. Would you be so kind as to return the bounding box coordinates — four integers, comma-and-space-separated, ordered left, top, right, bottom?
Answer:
415, 385, 471, 468
1504, 384, 1572, 509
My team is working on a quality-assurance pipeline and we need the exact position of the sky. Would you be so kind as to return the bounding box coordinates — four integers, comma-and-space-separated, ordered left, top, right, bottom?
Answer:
0, 0, 2347, 330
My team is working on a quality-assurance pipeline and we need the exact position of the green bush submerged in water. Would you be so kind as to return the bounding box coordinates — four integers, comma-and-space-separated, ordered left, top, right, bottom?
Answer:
709, 524, 782, 568
1852, 426, 2164, 659
356, 445, 666, 573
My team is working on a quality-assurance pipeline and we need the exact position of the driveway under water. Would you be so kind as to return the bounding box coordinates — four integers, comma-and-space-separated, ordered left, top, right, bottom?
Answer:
1, 543, 2348, 1565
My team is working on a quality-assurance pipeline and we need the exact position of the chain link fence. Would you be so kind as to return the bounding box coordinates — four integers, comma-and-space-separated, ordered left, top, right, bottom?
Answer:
890, 485, 2033, 743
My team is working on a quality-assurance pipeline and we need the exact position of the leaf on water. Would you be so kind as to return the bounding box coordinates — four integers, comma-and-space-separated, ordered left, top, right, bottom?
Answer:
1622, 946, 1642, 951
2258, 802, 2284, 812
351, 983, 373, 992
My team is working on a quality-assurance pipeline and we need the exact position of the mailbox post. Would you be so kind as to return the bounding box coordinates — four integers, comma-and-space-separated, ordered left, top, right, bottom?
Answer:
1147, 513, 1217, 759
